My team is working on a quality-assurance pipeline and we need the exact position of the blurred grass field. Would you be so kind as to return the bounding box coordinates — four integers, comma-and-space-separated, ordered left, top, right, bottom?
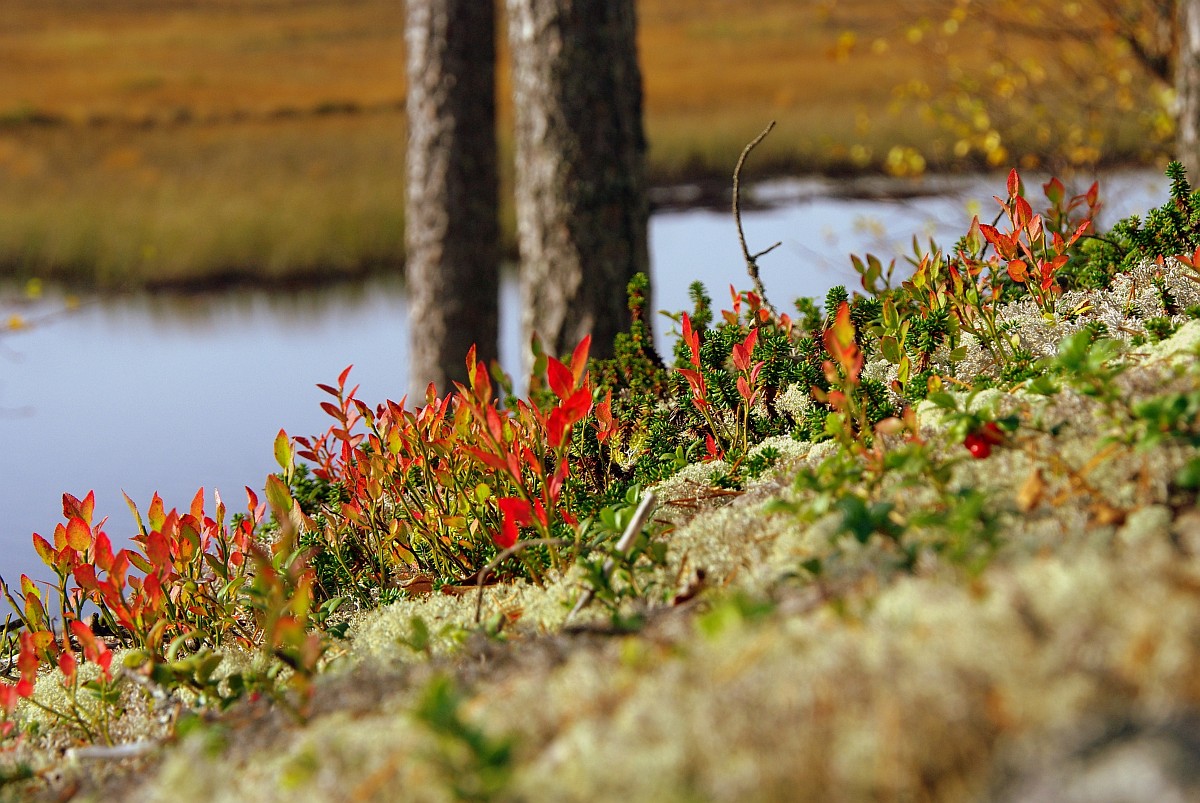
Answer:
0, 0, 1170, 288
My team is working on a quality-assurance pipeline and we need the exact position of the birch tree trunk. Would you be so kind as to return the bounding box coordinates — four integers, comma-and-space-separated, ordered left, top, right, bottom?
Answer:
1178, 0, 1200, 176
506, 0, 650, 362
405, 0, 499, 394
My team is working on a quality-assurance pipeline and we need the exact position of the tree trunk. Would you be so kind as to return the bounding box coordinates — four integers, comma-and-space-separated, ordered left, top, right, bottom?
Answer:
506, 0, 650, 362
1178, 0, 1200, 176
405, 0, 499, 395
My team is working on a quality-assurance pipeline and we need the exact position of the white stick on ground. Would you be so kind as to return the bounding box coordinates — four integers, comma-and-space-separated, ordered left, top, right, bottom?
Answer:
568, 489, 658, 620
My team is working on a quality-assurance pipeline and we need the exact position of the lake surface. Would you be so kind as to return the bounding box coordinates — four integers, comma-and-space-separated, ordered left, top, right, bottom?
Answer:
0, 169, 1169, 585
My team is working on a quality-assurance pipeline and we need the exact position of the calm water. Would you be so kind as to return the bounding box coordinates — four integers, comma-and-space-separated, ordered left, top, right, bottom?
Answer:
0, 170, 1168, 585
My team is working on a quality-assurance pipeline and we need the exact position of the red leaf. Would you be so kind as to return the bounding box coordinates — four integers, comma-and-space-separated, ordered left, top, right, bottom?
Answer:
681, 313, 701, 367
1007, 168, 1021, 199
69, 619, 96, 653
1013, 196, 1034, 229
337, 364, 353, 389
485, 405, 505, 443
704, 434, 722, 461
1066, 219, 1090, 248
495, 497, 533, 548
676, 367, 708, 408
96, 648, 114, 678
547, 356, 574, 401
93, 532, 115, 574
732, 328, 759, 373
57, 651, 76, 682
569, 335, 592, 385
594, 390, 616, 444
547, 409, 570, 448
737, 376, 754, 404
0, 683, 18, 713
465, 446, 509, 474
73, 563, 99, 593
146, 529, 171, 570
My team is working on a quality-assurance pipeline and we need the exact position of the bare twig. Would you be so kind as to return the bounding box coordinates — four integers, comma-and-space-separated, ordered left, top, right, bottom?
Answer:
567, 489, 658, 620
733, 121, 780, 314
473, 538, 568, 624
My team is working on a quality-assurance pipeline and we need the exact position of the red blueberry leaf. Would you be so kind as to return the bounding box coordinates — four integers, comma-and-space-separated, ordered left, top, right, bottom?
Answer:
1043, 176, 1065, 207
465, 446, 509, 474
681, 313, 701, 366
1066, 219, 1090, 248
31, 534, 55, 567
93, 532, 115, 574
65, 517, 91, 553
737, 375, 754, 404
547, 356, 573, 401
0, 683, 18, 713
732, 328, 759, 373
148, 494, 166, 534
188, 487, 204, 521
569, 335, 592, 385
1006, 259, 1029, 283
495, 497, 533, 548
145, 529, 171, 570
58, 651, 76, 682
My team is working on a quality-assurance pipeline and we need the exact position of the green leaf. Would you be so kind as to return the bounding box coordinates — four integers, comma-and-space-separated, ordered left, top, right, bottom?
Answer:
265, 474, 294, 521
880, 336, 902, 364
273, 429, 294, 482
926, 391, 958, 410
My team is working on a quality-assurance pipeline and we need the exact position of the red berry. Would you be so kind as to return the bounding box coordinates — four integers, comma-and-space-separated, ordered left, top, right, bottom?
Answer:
963, 432, 992, 459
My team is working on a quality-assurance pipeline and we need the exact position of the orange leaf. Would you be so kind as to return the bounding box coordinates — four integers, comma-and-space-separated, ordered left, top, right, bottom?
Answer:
569, 335, 592, 385
148, 493, 166, 533
31, 534, 55, 567
1006, 259, 1028, 283
65, 516, 91, 552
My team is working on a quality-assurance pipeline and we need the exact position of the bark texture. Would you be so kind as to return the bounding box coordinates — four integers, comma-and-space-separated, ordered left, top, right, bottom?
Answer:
1179, 0, 1200, 177
506, 0, 650, 361
405, 0, 499, 394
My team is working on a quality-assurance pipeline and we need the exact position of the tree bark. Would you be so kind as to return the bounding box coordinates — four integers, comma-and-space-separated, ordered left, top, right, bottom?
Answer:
506, 0, 650, 362
405, 0, 499, 395
1179, 0, 1200, 176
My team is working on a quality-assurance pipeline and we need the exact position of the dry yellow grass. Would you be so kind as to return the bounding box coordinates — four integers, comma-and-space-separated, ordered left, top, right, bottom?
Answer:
0, 0, 1171, 286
